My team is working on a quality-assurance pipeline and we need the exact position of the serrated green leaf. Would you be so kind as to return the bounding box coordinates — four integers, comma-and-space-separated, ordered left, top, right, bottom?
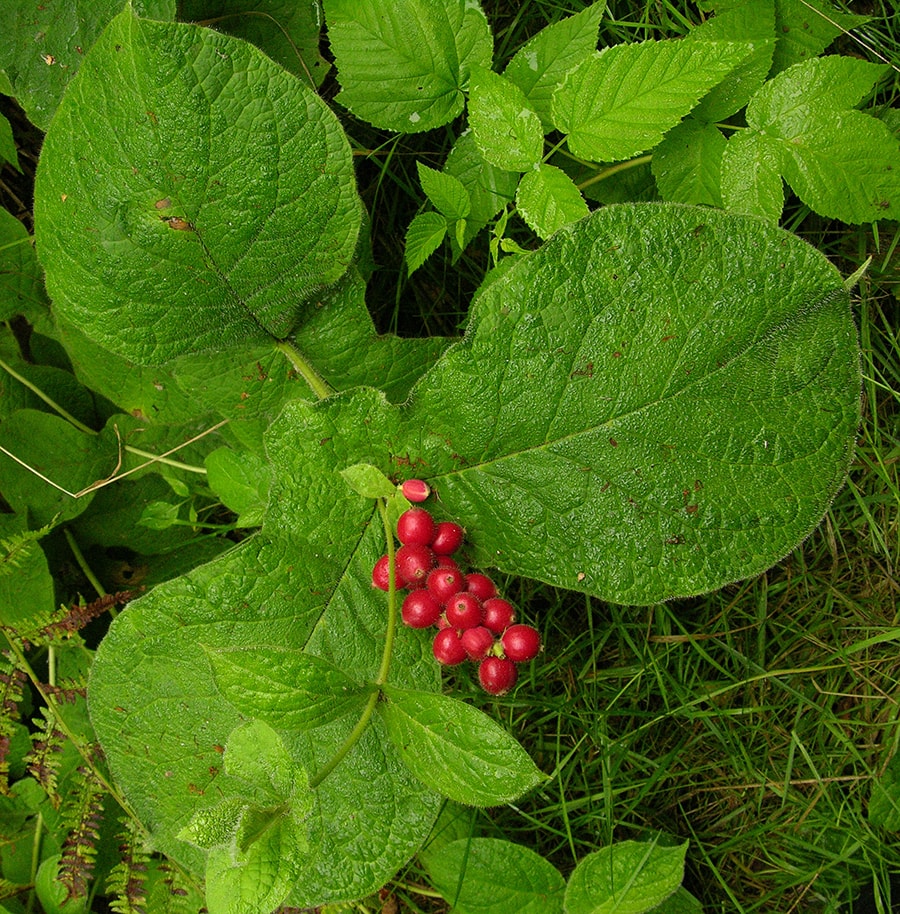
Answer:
0, 0, 176, 130
406, 212, 449, 275
34, 9, 361, 364
323, 0, 492, 132
207, 645, 369, 732
745, 57, 900, 223
551, 39, 753, 162
339, 463, 397, 500
206, 446, 270, 527
179, 0, 329, 86
720, 129, 784, 221
417, 162, 472, 222
468, 66, 544, 172
564, 840, 688, 914
504, 2, 605, 130
652, 119, 726, 207
379, 685, 547, 806
425, 837, 565, 914
685, 0, 776, 122
772, 0, 869, 74
515, 164, 589, 239
0, 112, 20, 172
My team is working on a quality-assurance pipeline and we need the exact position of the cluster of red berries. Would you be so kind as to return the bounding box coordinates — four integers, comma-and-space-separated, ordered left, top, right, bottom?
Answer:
371, 479, 541, 695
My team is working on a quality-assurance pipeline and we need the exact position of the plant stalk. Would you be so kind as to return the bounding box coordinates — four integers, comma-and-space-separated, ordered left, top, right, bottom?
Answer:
273, 339, 334, 401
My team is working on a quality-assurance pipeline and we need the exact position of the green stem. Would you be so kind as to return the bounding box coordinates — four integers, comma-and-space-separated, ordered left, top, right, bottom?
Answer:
123, 445, 208, 473
64, 528, 107, 599
576, 154, 653, 192
273, 339, 334, 401
309, 498, 398, 788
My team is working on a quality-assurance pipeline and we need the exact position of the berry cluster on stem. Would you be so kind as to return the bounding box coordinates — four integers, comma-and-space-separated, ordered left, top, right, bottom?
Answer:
372, 480, 541, 695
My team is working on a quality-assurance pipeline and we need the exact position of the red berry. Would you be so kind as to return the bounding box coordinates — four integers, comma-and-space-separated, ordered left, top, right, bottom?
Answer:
464, 573, 497, 601
401, 479, 431, 503
501, 624, 541, 662
372, 555, 391, 591
460, 626, 494, 661
433, 628, 467, 665
425, 566, 465, 604
395, 544, 435, 587
435, 555, 461, 571
430, 521, 465, 555
482, 597, 516, 634
478, 656, 518, 694
397, 508, 436, 546
445, 592, 483, 630
401, 590, 442, 628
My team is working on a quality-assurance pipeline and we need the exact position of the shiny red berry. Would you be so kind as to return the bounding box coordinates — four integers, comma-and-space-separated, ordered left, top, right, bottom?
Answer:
430, 521, 465, 555
460, 626, 494, 661
395, 544, 435, 587
433, 628, 467, 665
401, 590, 442, 628
478, 656, 518, 694
401, 479, 430, 503
501, 624, 541, 662
372, 555, 391, 591
397, 508, 436, 546
482, 597, 516, 634
445, 592, 483, 630
464, 573, 497, 601
425, 566, 465, 604
435, 555, 461, 571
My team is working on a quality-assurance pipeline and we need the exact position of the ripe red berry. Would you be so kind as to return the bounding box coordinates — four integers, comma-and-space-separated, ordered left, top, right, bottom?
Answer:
401, 479, 431, 503
432, 628, 467, 665
401, 590, 442, 628
430, 521, 465, 555
501, 624, 541, 662
478, 656, 518, 695
425, 566, 465, 604
395, 544, 435, 587
464, 572, 497, 601
460, 626, 495, 661
372, 555, 392, 591
445, 592, 483, 630
435, 555, 460, 571
397, 508, 436, 546
482, 597, 516, 634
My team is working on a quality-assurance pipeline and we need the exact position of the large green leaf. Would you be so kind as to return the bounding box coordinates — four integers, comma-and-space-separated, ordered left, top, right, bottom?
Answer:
323, 0, 492, 133
0, 0, 175, 129
0, 209, 49, 324
34, 8, 361, 364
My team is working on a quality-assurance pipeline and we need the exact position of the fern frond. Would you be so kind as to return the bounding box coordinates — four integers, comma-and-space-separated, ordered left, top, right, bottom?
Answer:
106, 819, 150, 914
0, 521, 53, 578
23, 707, 66, 806
0, 652, 27, 795
58, 763, 105, 902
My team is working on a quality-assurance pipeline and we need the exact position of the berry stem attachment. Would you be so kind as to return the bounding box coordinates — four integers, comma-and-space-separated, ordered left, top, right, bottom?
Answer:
272, 338, 335, 401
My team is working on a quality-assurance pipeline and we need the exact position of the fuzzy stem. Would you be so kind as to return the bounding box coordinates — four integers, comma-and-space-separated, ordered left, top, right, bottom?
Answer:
272, 339, 334, 401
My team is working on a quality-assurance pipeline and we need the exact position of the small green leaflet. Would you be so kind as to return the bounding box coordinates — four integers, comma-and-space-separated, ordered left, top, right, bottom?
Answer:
205, 645, 369, 731
378, 684, 547, 806
515, 164, 589, 239
563, 840, 688, 914
339, 463, 398, 500
652, 119, 726, 208
418, 162, 472, 222
406, 213, 449, 275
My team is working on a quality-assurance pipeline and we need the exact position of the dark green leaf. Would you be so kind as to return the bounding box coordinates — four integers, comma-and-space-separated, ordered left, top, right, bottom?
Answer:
772, 0, 869, 74
0, 209, 49, 324
206, 446, 270, 526
870, 752, 900, 830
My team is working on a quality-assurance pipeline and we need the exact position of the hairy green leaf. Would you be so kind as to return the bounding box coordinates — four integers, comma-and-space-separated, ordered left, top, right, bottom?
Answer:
34, 9, 361, 364
323, 0, 492, 132
379, 685, 547, 806
551, 39, 753, 162
0, 113, 20, 173
720, 130, 784, 221
564, 840, 688, 914
515, 164, 589, 239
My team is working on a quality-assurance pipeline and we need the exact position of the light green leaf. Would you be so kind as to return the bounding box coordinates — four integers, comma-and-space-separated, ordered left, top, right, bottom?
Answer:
772, 0, 869, 74
685, 0, 776, 122
178, 796, 246, 849
504, 2, 605, 129
516, 164, 589, 239
425, 837, 565, 914
206, 446, 270, 527
179, 0, 329, 86
34, 9, 362, 364
0, 112, 20, 172
379, 685, 547, 806
418, 162, 472, 222
652, 119, 726, 207
207, 645, 369, 731
323, 0, 492, 132
224, 719, 306, 800
468, 66, 544, 172
745, 57, 900, 223
339, 462, 398, 500
0, 0, 175, 130
136, 500, 181, 531
564, 840, 688, 914
551, 39, 753, 162
0, 514, 54, 631
650, 887, 704, 913
406, 212, 449, 275
720, 129, 784, 221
